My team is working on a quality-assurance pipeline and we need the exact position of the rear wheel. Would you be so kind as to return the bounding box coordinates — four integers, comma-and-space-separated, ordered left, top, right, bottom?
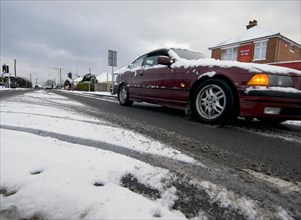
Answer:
118, 84, 133, 106
192, 79, 237, 124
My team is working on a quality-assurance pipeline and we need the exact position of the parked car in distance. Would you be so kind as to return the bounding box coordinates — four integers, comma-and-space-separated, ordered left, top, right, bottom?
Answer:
115, 48, 301, 124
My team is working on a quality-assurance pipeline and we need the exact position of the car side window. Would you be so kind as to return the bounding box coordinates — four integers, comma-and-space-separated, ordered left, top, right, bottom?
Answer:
129, 55, 146, 69
144, 55, 160, 68
144, 50, 169, 68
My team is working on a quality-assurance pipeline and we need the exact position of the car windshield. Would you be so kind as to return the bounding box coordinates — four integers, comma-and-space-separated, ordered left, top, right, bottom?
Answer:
172, 49, 208, 60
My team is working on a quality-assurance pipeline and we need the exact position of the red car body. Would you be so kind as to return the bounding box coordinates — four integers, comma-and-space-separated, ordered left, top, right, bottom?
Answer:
115, 48, 301, 124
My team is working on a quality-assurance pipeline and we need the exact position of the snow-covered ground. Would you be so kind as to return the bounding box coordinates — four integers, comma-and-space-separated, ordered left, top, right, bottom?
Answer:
1, 90, 194, 219
1, 90, 300, 219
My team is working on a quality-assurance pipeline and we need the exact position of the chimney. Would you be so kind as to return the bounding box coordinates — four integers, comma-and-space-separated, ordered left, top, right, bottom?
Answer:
246, 20, 258, 30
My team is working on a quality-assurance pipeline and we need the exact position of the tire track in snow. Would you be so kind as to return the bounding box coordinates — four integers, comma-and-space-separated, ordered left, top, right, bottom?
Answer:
1, 125, 300, 219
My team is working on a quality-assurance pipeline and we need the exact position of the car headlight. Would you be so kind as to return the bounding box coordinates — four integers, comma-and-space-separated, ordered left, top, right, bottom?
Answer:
268, 75, 293, 87
247, 74, 293, 87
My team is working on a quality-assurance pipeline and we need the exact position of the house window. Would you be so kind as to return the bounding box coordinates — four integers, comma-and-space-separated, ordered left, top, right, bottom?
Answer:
289, 44, 295, 53
254, 41, 267, 60
221, 47, 238, 61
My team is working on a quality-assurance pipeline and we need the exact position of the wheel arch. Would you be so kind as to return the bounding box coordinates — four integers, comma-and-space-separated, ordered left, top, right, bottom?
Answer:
117, 82, 127, 94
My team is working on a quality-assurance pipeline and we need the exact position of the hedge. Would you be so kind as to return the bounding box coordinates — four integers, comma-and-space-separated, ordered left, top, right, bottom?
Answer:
76, 82, 94, 91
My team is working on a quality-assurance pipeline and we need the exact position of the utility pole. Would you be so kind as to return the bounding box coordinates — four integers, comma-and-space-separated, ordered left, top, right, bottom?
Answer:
59, 68, 61, 88
14, 59, 17, 77
55, 67, 61, 89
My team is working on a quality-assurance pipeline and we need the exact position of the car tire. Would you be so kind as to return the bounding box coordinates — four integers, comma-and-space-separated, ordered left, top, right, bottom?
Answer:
192, 79, 237, 124
118, 84, 134, 106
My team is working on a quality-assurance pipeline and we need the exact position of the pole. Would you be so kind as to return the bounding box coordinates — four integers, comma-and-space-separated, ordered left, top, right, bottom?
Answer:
59, 68, 61, 89
2, 67, 4, 87
111, 66, 114, 94
14, 59, 16, 77
8, 73, 11, 88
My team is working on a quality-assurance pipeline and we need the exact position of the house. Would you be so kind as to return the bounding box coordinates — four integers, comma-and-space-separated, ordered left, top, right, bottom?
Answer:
209, 20, 301, 70
1, 75, 17, 88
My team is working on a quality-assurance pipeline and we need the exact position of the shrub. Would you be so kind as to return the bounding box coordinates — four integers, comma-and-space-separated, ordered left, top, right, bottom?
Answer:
63, 79, 71, 87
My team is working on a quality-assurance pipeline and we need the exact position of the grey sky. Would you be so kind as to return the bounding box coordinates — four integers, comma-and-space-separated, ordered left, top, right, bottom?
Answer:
1, 0, 300, 84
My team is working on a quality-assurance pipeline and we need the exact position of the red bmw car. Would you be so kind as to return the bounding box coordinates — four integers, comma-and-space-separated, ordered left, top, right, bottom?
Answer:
115, 48, 301, 124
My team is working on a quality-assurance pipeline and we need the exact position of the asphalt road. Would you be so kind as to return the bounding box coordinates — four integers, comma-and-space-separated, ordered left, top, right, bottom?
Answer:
2, 90, 301, 218
52, 91, 301, 181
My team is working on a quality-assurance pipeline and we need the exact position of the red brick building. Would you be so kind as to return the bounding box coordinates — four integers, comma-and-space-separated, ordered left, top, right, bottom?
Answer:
209, 20, 301, 70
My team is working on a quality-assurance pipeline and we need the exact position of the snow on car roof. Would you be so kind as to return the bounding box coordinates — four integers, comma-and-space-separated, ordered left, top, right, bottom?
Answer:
168, 49, 301, 76
117, 48, 301, 76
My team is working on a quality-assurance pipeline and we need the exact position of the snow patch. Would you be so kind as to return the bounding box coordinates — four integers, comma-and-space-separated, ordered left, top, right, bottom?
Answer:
245, 169, 301, 194
190, 180, 259, 219
190, 179, 294, 220
245, 86, 301, 94
198, 71, 216, 79
1, 91, 197, 164
1, 113, 187, 219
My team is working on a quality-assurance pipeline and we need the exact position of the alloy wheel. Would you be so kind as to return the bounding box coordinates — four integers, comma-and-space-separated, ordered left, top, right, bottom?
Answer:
196, 84, 226, 120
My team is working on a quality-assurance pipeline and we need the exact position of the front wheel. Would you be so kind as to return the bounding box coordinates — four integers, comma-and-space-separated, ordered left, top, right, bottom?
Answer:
118, 84, 133, 106
192, 79, 237, 124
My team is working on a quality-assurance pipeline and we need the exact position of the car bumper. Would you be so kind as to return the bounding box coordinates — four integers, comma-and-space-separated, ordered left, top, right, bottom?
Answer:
239, 88, 301, 120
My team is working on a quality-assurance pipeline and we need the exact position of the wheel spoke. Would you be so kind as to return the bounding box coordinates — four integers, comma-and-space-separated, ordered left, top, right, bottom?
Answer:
200, 97, 207, 104
214, 91, 224, 100
206, 89, 211, 98
213, 104, 222, 113
209, 88, 215, 97
205, 106, 211, 116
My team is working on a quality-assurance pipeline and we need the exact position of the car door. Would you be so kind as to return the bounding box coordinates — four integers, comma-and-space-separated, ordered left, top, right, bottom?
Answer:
135, 51, 173, 105
126, 55, 146, 98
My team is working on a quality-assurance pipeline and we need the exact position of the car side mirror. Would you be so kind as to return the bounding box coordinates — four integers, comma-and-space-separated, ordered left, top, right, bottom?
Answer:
158, 56, 173, 66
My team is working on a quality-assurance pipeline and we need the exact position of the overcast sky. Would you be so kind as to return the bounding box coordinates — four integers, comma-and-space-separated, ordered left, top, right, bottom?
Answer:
1, 0, 300, 84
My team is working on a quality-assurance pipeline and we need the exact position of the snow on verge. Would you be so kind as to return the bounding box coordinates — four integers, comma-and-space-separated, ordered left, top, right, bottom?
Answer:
0, 129, 185, 219
0, 90, 195, 219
